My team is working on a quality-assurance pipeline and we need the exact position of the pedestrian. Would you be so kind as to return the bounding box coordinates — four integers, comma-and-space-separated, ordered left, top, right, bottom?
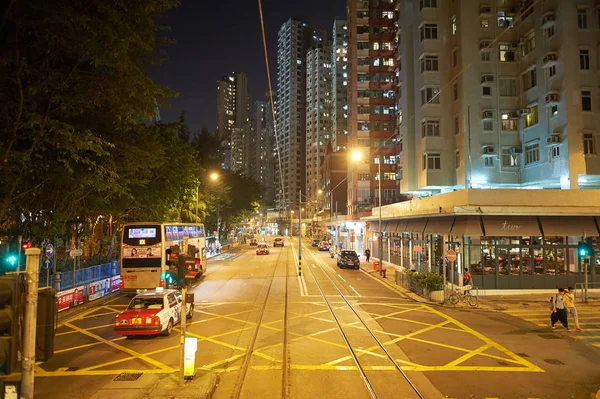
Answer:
550, 288, 570, 332
565, 286, 583, 332
365, 248, 371, 262
463, 268, 472, 286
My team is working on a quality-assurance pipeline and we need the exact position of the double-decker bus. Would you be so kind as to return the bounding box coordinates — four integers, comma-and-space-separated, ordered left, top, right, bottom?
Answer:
120, 222, 207, 293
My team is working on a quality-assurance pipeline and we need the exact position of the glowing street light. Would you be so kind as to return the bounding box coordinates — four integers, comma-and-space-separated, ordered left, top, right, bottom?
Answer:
210, 172, 219, 181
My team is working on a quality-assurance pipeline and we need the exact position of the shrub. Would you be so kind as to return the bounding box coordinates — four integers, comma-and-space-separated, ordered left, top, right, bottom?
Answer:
406, 270, 443, 292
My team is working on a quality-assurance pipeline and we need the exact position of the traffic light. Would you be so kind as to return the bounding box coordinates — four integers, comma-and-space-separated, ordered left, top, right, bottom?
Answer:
0, 275, 20, 375
577, 240, 595, 259
160, 271, 177, 287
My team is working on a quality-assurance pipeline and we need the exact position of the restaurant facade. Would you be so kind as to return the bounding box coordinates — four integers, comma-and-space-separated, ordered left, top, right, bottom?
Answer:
363, 189, 600, 290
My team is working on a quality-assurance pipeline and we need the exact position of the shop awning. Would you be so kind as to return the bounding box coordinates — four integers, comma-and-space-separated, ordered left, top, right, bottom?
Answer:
482, 216, 541, 237
372, 221, 388, 232
423, 216, 455, 234
396, 219, 409, 233
540, 216, 599, 237
450, 216, 483, 236
385, 221, 399, 233
406, 218, 428, 235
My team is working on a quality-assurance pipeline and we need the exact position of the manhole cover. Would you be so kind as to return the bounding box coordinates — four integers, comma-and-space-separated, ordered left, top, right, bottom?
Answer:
538, 334, 561, 339
66, 367, 79, 372
544, 359, 565, 365
515, 352, 530, 358
114, 372, 143, 381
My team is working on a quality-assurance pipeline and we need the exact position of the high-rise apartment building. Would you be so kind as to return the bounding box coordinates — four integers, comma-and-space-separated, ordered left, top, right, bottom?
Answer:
396, 0, 600, 194
276, 19, 326, 212
253, 97, 277, 206
347, 0, 400, 215
216, 72, 249, 169
306, 42, 333, 213
332, 20, 349, 151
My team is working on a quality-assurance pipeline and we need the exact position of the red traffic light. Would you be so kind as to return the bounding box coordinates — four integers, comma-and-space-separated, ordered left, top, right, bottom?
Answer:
22, 241, 32, 250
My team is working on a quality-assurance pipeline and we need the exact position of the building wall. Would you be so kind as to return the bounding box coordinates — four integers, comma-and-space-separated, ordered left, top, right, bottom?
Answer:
254, 98, 276, 206
216, 72, 249, 170
306, 44, 333, 214
347, 0, 400, 215
397, 0, 600, 194
332, 20, 349, 152
276, 19, 326, 212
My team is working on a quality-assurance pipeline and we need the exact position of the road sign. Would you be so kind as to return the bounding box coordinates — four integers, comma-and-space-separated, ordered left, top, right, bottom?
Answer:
446, 249, 457, 262
42, 259, 53, 270
45, 244, 54, 258
70, 249, 83, 257
414, 245, 423, 253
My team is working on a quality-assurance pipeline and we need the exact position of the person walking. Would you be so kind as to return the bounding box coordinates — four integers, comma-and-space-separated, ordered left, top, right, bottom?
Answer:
551, 288, 570, 332
565, 286, 583, 332
365, 248, 371, 263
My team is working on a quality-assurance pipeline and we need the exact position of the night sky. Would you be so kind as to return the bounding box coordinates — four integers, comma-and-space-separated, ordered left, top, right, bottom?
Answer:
148, 0, 346, 132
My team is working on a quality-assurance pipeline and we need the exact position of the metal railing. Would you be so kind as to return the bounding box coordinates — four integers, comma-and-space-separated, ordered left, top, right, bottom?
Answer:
39, 262, 119, 291
574, 282, 600, 302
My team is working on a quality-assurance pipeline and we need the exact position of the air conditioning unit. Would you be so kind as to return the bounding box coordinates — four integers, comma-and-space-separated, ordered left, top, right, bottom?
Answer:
509, 42, 519, 50
546, 134, 561, 144
543, 52, 558, 66
510, 147, 523, 154
545, 92, 559, 104
480, 74, 494, 84
518, 108, 530, 116
542, 12, 556, 29
479, 41, 492, 50
482, 110, 494, 119
483, 146, 496, 154
518, 38, 527, 46
480, 6, 492, 15
385, 198, 393, 204
508, 111, 520, 119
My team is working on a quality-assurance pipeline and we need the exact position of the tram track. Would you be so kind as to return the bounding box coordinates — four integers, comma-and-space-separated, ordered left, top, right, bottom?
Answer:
230, 239, 290, 399
303, 245, 425, 399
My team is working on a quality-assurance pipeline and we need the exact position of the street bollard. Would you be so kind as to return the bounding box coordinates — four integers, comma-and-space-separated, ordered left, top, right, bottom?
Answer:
382, 268, 387, 279
184, 337, 198, 379
53, 272, 61, 292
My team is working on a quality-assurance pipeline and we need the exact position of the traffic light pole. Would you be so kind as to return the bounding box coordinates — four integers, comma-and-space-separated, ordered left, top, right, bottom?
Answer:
22, 248, 40, 399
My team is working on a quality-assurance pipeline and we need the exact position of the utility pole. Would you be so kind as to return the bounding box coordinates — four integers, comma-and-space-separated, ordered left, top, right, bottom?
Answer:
378, 155, 383, 276
179, 286, 186, 386
22, 248, 41, 399
298, 190, 302, 276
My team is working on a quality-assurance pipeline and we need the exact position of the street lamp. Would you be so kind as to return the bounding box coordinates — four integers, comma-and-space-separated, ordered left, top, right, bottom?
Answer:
350, 149, 383, 276
209, 172, 220, 240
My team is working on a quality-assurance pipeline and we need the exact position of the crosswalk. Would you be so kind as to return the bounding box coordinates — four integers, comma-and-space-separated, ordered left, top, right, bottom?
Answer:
502, 302, 600, 348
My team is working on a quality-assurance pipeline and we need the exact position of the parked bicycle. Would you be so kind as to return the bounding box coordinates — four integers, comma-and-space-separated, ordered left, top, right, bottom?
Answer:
447, 285, 478, 307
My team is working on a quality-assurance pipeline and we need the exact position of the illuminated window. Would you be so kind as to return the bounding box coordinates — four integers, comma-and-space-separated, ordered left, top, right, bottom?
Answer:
499, 44, 515, 62
525, 142, 540, 164
525, 106, 538, 128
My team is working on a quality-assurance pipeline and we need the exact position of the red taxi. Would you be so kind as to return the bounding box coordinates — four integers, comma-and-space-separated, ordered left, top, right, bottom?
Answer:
114, 288, 193, 337
256, 243, 270, 255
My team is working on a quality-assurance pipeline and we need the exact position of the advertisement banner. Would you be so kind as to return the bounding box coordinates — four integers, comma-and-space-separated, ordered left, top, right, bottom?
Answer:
57, 286, 85, 312
122, 243, 161, 259
88, 278, 111, 302
111, 275, 121, 292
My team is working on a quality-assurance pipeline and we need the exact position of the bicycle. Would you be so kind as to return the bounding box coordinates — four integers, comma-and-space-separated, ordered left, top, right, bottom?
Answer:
447, 285, 478, 307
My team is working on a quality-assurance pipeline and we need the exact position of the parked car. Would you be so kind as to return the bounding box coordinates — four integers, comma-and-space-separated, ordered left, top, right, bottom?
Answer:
273, 238, 284, 247
311, 239, 320, 247
114, 288, 193, 337
336, 250, 360, 270
249, 238, 258, 246
318, 241, 330, 251
256, 243, 270, 255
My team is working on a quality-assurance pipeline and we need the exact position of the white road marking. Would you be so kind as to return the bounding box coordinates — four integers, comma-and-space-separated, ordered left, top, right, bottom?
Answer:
300, 275, 309, 295
349, 285, 361, 297
297, 276, 306, 296
337, 274, 347, 282
312, 264, 316, 269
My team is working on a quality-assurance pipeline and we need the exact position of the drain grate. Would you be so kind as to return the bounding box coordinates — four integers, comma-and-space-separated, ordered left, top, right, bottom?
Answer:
114, 372, 143, 381
538, 333, 561, 339
65, 367, 79, 372
515, 352, 530, 358
544, 359, 565, 365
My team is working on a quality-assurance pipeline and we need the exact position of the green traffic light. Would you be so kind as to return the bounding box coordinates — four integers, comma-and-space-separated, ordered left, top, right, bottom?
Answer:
6, 255, 17, 267
579, 249, 587, 257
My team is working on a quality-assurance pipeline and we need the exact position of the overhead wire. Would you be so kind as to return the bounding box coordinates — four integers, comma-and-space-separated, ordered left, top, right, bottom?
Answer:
257, 0, 286, 212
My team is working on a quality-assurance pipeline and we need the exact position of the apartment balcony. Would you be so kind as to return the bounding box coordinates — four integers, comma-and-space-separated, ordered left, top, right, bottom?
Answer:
542, 52, 558, 68
369, 97, 395, 106
541, 11, 556, 29
369, 65, 395, 74
369, 49, 395, 58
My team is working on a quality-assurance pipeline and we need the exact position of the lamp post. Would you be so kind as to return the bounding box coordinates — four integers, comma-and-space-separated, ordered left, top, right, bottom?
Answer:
210, 173, 220, 239
351, 150, 383, 276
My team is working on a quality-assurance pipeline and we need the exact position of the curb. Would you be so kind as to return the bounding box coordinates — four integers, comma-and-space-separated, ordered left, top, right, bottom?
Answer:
142, 371, 219, 399
58, 291, 123, 323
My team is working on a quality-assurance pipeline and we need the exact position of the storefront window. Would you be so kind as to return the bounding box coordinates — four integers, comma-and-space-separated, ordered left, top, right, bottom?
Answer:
481, 239, 496, 275
469, 239, 483, 275
545, 247, 563, 275
533, 248, 544, 275
497, 248, 509, 275
522, 249, 532, 275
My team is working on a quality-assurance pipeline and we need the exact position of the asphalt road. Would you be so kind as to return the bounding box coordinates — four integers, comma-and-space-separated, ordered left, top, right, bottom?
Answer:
35, 238, 600, 399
